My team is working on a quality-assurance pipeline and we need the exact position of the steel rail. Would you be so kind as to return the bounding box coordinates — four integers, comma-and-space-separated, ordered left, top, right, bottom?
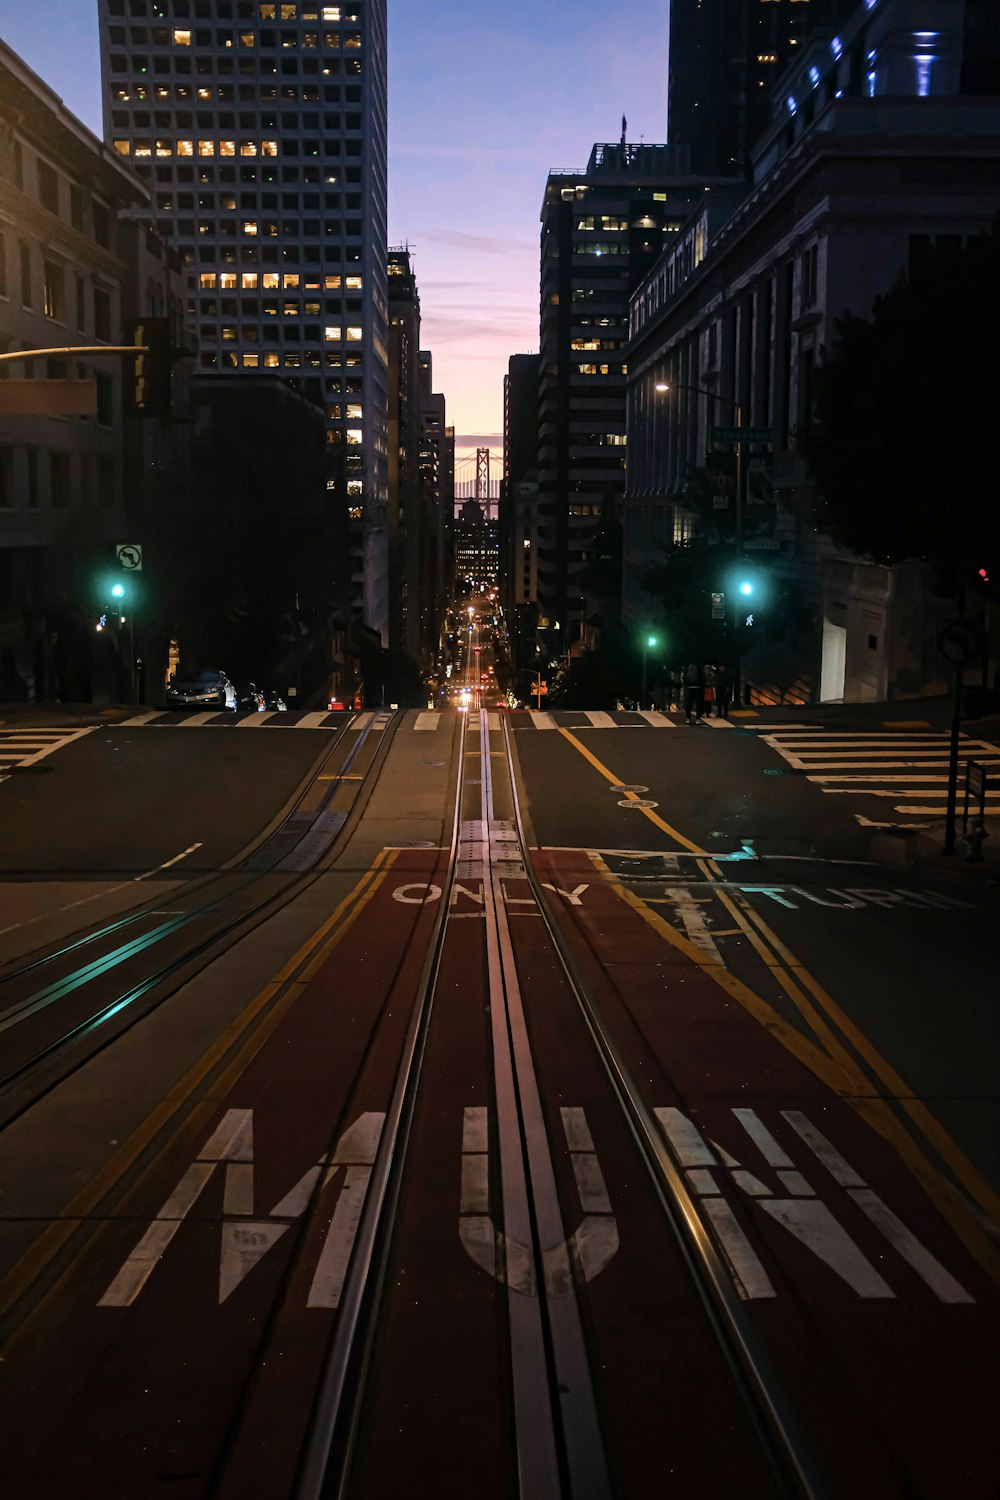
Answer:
293, 712, 468, 1500
0, 712, 399, 1125
500, 713, 831, 1500
0, 712, 365, 989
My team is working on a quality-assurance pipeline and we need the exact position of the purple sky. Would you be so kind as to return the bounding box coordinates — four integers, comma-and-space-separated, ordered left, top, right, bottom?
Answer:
0, 1, 671, 461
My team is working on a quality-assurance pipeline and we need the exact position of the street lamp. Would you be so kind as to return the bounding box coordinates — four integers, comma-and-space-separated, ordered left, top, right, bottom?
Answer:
642, 633, 659, 708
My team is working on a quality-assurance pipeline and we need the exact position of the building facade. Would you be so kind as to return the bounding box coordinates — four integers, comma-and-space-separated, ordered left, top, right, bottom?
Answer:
534, 139, 738, 655
628, 0, 1000, 703
98, 0, 390, 641
500, 352, 539, 669
0, 40, 150, 700
667, 0, 828, 177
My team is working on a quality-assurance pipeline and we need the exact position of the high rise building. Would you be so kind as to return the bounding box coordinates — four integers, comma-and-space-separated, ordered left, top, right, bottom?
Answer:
667, 0, 833, 176
98, 0, 390, 642
500, 354, 539, 666
535, 139, 736, 649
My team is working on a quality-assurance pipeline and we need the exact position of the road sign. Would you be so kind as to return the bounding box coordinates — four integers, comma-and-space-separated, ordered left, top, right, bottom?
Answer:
116, 544, 143, 572
745, 537, 780, 551
937, 617, 984, 667
967, 761, 987, 801
710, 425, 773, 445
712, 495, 729, 509
711, 591, 725, 620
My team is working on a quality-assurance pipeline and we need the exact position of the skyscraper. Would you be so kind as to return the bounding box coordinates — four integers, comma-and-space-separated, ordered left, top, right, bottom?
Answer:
668, 0, 831, 176
535, 140, 730, 647
98, 0, 390, 641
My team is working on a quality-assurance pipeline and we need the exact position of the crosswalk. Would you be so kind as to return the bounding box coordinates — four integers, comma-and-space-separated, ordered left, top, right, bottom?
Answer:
514, 709, 733, 731
0, 726, 94, 784
116, 708, 361, 730
761, 728, 1000, 822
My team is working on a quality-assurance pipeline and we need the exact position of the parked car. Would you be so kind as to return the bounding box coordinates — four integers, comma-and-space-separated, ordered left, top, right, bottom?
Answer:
166, 668, 237, 711
263, 689, 288, 711
237, 683, 265, 712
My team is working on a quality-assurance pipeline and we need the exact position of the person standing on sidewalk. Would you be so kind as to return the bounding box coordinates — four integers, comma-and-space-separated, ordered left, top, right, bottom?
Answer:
715, 663, 732, 719
683, 662, 705, 724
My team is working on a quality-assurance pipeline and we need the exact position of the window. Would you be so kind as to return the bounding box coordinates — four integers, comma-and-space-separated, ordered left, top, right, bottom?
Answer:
38, 159, 59, 215
50, 451, 72, 509
95, 372, 114, 427
346, 325, 362, 341
0, 447, 13, 509
43, 261, 66, 321
94, 288, 112, 341
19, 243, 32, 307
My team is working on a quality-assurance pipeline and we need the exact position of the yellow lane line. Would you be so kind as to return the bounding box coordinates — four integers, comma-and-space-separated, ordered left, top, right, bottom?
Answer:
0, 851, 396, 1325
559, 728, 706, 855
590, 855, 851, 1093
555, 731, 1000, 1277
721, 871, 1000, 1229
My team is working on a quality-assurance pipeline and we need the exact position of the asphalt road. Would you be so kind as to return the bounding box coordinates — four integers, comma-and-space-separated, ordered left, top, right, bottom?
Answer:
0, 701, 996, 1496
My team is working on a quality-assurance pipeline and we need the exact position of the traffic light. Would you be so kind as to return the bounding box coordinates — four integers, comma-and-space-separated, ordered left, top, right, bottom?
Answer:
126, 317, 172, 418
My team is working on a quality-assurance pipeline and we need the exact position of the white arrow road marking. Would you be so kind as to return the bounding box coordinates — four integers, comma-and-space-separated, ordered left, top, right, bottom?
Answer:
656, 1106, 972, 1303
100, 1110, 386, 1308
459, 1105, 618, 1297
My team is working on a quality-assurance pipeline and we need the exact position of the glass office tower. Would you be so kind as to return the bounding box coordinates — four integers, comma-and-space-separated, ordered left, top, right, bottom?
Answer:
98, 0, 389, 640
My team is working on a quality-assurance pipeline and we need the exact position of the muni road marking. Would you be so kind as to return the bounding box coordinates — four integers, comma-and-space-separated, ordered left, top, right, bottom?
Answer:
656, 1106, 972, 1304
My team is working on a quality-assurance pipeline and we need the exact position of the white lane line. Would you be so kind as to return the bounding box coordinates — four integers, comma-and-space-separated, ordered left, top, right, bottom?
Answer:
415, 712, 441, 731
117, 711, 164, 727
350, 711, 373, 731
529, 711, 556, 729
703, 717, 734, 729
0, 842, 204, 939
236, 712, 275, 727
660, 890, 723, 963
135, 842, 204, 879
638, 710, 675, 728
583, 711, 616, 729
296, 711, 336, 729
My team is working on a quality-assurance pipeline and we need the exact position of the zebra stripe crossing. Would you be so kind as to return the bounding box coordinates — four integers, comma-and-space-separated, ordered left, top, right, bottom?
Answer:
0, 726, 94, 784
761, 728, 1000, 819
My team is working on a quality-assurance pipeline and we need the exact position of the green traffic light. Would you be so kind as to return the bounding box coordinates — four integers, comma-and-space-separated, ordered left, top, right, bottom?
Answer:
739, 581, 754, 597
111, 583, 125, 599
647, 635, 658, 648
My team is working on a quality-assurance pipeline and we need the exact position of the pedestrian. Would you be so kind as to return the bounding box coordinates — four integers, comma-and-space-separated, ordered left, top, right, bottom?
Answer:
704, 663, 717, 717
669, 666, 683, 711
683, 662, 705, 724
715, 663, 732, 719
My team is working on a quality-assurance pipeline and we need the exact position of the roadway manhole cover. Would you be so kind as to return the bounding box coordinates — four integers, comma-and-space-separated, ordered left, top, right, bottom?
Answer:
610, 784, 648, 794
619, 798, 658, 809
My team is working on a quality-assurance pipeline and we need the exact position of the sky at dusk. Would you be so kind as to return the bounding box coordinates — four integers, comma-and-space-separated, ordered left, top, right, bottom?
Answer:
0, 0, 672, 462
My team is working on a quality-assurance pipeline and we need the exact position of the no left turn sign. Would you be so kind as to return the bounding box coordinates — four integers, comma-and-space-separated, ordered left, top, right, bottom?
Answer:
116, 544, 143, 572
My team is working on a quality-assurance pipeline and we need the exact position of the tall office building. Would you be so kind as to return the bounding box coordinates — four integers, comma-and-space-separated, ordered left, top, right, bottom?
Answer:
98, 0, 390, 642
536, 139, 733, 647
667, 0, 833, 176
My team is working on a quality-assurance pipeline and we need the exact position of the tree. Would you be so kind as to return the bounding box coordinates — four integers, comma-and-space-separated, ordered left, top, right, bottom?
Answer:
807, 222, 1000, 598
